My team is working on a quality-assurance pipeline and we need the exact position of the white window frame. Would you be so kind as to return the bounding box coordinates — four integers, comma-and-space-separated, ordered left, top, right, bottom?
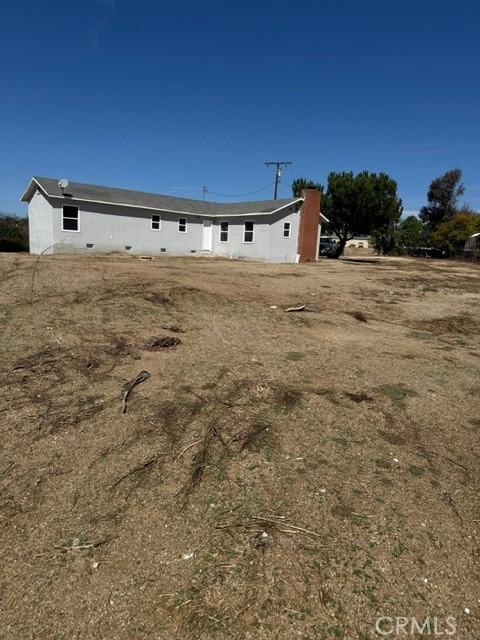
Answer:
178, 217, 187, 233
62, 205, 80, 232
219, 221, 229, 242
151, 214, 161, 231
283, 221, 291, 238
243, 220, 254, 243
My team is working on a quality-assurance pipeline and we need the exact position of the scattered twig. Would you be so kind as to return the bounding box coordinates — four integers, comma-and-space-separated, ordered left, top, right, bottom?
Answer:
122, 370, 151, 413
1, 461, 14, 476
414, 448, 470, 476
54, 536, 116, 552
111, 454, 162, 488
161, 324, 185, 333
251, 516, 321, 538
55, 543, 95, 551
441, 490, 463, 522
187, 387, 234, 409
216, 514, 321, 539
213, 425, 228, 448
182, 414, 234, 496
184, 426, 215, 494
216, 503, 244, 518
175, 439, 202, 462
30, 244, 54, 303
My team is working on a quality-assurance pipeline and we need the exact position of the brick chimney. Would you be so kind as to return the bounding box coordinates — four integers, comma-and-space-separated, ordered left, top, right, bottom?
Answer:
297, 189, 321, 262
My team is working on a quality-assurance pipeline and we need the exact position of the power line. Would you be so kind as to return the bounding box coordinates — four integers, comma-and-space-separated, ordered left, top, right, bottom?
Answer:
203, 182, 275, 199
265, 161, 292, 200
168, 172, 296, 201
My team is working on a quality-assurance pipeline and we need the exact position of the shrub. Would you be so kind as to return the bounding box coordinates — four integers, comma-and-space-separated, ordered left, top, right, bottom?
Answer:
0, 214, 29, 252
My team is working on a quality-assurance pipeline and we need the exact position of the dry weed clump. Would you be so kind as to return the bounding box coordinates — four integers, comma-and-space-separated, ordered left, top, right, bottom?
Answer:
142, 335, 181, 350
151, 397, 205, 446
179, 378, 282, 497
144, 291, 170, 305
272, 384, 303, 409
346, 310, 368, 322
410, 315, 480, 336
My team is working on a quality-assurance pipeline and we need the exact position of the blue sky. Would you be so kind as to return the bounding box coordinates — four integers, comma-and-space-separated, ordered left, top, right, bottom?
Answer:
1, 0, 479, 216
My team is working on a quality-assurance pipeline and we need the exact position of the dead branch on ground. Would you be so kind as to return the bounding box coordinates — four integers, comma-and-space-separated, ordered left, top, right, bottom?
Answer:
122, 370, 151, 413
216, 514, 321, 540
175, 439, 202, 462
30, 244, 54, 303
54, 536, 116, 552
111, 454, 163, 488
285, 304, 306, 312
414, 447, 470, 478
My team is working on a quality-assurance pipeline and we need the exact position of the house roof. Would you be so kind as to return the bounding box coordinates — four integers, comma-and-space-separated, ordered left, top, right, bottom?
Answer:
21, 176, 309, 218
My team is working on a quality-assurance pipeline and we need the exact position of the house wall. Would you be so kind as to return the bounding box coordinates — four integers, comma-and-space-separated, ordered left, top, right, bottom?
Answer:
28, 194, 302, 262
47, 198, 204, 256
211, 205, 300, 262
210, 216, 269, 260
269, 206, 301, 262
28, 190, 54, 254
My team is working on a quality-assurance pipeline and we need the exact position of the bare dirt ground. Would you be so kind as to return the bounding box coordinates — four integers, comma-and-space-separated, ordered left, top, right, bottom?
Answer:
0, 253, 479, 640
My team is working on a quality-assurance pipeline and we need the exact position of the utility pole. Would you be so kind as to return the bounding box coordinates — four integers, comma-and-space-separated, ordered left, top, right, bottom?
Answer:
202, 186, 208, 201
265, 161, 292, 199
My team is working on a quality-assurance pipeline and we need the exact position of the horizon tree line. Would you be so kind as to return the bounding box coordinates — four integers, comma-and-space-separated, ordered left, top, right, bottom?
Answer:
291, 169, 479, 258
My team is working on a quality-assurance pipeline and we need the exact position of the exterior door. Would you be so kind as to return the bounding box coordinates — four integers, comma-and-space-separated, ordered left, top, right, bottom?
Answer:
202, 219, 213, 251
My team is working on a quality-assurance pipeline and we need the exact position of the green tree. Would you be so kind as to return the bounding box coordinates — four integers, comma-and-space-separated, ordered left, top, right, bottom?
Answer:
291, 178, 323, 198
396, 215, 423, 248
419, 168, 465, 230
0, 214, 29, 252
322, 171, 402, 258
431, 211, 480, 252
370, 221, 397, 255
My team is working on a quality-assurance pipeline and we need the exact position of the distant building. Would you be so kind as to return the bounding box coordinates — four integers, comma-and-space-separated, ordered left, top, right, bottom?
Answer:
318, 234, 371, 256
22, 177, 328, 263
345, 236, 370, 249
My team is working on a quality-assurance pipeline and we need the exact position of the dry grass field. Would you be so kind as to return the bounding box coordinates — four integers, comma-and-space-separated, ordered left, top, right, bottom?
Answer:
0, 252, 479, 639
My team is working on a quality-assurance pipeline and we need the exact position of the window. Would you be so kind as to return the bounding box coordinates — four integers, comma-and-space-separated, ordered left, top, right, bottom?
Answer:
151, 214, 161, 230
62, 206, 79, 232
243, 221, 254, 243
178, 217, 187, 232
283, 222, 291, 238
219, 221, 229, 242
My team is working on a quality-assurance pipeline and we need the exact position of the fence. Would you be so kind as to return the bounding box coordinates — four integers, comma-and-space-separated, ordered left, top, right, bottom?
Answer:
399, 245, 480, 261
